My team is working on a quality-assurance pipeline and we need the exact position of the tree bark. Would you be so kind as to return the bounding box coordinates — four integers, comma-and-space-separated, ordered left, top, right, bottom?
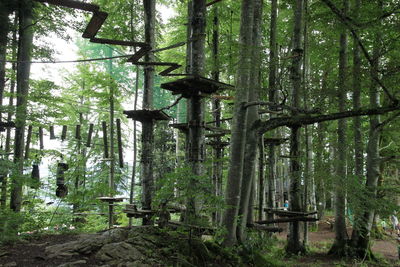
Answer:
185, 0, 206, 223
286, 0, 306, 255
329, 0, 350, 255
350, 1, 383, 258
237, 0, 263, 242
10, 0, 34, 212
141, 0, 155, 225
222, 0, 254, 246
266, 0, 279, 224
0, 8, 16, 210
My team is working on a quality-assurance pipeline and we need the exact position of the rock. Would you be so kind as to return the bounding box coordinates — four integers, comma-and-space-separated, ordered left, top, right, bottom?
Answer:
0, 251, 9, 257
3, 262, 17, 267
57, 259, 86, 267
95, 241, 145, 263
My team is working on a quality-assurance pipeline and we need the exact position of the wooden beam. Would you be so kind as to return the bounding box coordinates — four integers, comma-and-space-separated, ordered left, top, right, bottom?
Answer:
34, 0, 100, 12
206, 0, 223, 7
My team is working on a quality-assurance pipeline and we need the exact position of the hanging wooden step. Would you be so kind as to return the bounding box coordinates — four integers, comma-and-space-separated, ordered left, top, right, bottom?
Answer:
264, 208, 318, 217
82, 11, 108, 38
206, 141, 230, 148
90, 37, 147, 47
123, 109, 170, 122
0, 121, 15, 132
97, 196, 125, 203
161, 76, 234, 98
34, 0, 100, 12
264, 137, 288, 146
205, 132, 227, 138
255, 216, 319, 225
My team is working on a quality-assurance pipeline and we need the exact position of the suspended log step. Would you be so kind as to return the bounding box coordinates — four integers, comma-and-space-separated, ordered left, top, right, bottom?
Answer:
160, 76, 234, 98
0, 121, 15, 132
82, 11, 108, 38
34, 0, 100, 12
264, 208, 318, 217
206, 141, 230, 148
90, 37, 147, 47
246, 224, 283, 232
167, 221, 215, 235
205, 132, 227, 138
97, 196, 125, 203
255, 216, 319, 225
264, 137, 288, 146
123, 109, 170, 122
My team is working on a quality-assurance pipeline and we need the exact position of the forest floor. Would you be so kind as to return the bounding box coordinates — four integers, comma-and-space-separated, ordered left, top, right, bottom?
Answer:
0, 219, 399, 267
276, 218, 400, 266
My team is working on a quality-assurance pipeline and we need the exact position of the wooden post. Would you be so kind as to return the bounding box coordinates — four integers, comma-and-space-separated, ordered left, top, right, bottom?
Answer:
116, 118, 123, 168
86, 123, 94, 147
49, 125, 56, 139
61, 125, 67, 141
102, 121, 109, 158
24, 125, 32, 159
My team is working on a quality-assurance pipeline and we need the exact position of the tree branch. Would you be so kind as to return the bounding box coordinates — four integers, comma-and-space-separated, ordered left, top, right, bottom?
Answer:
254, 103, 400, 135
321, 0, 398, 104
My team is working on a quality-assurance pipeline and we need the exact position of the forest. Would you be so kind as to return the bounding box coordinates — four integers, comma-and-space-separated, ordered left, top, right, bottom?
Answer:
0, 0, 400, 266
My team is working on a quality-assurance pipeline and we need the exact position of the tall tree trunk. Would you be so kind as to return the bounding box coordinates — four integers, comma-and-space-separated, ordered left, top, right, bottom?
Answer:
237, 0, 263, 242
350, 1, 383, 258
266, 0, 279, 223
141, 0, 155, 225
350, 0, 363, 245
185, 0, 206, 223
329, 0, 349, 255
1, 10, 16, 209
10, 0, 34, 212
211, 6, 223, 226
222, 0, 254, 246
287, 0, 305, 255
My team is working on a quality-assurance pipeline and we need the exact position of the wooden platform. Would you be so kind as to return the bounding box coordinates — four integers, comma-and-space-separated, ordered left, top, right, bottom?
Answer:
265, 208, 318, 217
123, 110, 170, 122
161, 76, 234, 98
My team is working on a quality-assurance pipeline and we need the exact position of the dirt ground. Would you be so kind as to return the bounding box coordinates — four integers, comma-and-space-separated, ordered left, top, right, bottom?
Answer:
276, 219, 400, 266
1, 221, 399, 267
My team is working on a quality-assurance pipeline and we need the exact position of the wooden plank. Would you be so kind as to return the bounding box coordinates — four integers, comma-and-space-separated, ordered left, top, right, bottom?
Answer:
102, 121, 108, 158
116, 119, 123, 168
126, 46, 151, 63
86, 123, 94, 147
247, 224, 283, 232
135, 62, 179, 67
123, 109, 170, 122
35, 0, 100, 12
82, 11, 108, 39
159, 64, 181, 76
75, 124, 81, 140
97, 196, 125, 202
255, 216, 319, 224
265, 208, 318, 217
90, 37, 147, 47
61, 125, 67, 141
49, 125, 56, 139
